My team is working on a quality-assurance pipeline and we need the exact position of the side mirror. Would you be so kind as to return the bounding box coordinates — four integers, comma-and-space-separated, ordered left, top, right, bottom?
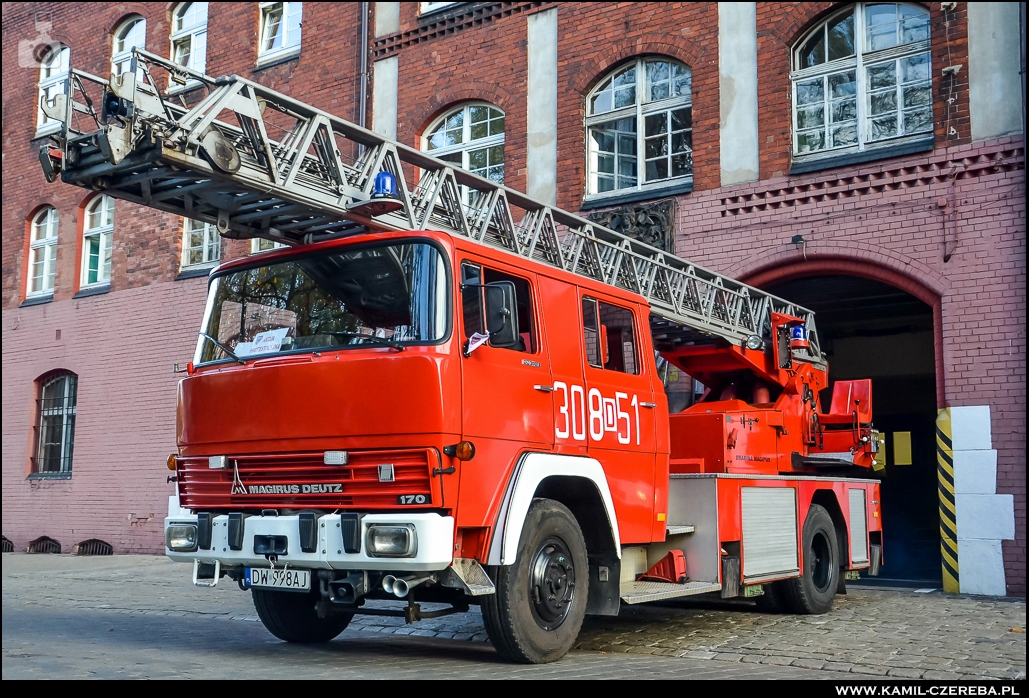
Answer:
484, 281, 519, 348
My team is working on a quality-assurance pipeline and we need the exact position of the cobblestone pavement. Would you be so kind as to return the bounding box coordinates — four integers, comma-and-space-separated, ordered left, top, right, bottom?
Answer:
2, 554, 1024, 680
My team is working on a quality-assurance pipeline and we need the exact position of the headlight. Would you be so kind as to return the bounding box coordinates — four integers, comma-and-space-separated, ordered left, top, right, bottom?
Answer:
166, 523, 199, 552
366, 524, 417, 557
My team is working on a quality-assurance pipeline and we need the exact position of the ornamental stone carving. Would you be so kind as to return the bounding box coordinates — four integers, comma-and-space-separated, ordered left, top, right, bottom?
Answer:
586, 199, 675, 252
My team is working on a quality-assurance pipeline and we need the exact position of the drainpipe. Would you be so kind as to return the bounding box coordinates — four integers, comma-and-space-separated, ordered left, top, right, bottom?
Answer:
358, 2, 369, 151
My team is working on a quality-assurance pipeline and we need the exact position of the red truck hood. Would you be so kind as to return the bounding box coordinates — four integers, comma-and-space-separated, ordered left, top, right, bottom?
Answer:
177, 351, 451, 453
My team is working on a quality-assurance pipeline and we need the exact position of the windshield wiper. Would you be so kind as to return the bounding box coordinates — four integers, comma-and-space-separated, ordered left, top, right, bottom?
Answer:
324, 331, 406, 352
198, 331, 246, 364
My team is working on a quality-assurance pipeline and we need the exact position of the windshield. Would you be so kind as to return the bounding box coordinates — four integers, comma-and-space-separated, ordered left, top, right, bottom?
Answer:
194, 241, 449, 364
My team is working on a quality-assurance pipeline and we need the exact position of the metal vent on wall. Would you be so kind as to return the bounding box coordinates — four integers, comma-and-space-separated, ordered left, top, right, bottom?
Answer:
27, 536, 62, 554
74, 539, 113, 556
1, 536, 13, 553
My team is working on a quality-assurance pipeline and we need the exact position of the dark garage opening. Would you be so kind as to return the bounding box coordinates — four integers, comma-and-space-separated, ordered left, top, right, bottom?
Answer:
765, 275, 941, 585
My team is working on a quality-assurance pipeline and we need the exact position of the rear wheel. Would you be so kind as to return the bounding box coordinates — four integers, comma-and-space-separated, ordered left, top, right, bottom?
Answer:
481, 498, 589, 664
782, 504, 839, 614
252, 586, 353, 643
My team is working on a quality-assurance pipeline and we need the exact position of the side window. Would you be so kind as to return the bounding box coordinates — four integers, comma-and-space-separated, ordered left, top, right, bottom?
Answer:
582, 296, 639, 374
460, 262, 536, 352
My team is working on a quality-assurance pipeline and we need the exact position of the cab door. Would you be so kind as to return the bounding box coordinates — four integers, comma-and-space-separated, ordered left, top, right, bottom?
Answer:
580, 292, 658, 544
458, 256, 554, 445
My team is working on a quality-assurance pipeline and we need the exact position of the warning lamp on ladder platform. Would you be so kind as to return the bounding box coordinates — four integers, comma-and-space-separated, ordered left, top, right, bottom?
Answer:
790, 323, 810, 350
349, 172, 404, 217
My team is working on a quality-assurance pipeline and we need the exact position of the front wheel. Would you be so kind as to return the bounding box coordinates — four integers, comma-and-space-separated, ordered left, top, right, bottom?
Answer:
252, 586, 353, 643
481, 498, 589, 663
782, 503, 839, 614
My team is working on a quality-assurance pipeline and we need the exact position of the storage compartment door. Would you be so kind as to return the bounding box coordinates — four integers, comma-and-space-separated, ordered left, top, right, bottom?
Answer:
741, 487, 799, 579
849, 488, 869, 564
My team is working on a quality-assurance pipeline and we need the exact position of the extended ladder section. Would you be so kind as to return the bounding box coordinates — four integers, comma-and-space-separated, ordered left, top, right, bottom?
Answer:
39, 49, 822, 363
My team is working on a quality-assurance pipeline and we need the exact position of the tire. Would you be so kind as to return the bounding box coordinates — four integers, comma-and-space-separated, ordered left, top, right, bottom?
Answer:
481, 498, 589, 664
754, 579, 788, 613
782, 504, 839, 615
252, 586, 353, 643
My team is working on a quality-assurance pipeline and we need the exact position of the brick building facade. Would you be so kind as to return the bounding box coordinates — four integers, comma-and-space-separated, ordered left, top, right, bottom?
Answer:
2, 2, 1024, 594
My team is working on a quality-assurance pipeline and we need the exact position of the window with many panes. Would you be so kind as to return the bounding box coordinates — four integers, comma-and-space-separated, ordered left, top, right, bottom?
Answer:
37, 45, 70, 132
582, 297, 638, 374
33, 372, 78, 476
171, 3, 208, 75
82, 195, 114, 287
586, 57, 693, 198
259, 2, 302, 60
792, 3, 932, 159
423, 104, 505, 203
182, 218, 220, 267
27, 207, 59, 297
112, 16, 147, 78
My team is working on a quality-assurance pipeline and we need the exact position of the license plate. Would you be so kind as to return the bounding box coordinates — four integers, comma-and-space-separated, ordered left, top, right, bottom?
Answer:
245, 567, 311, 592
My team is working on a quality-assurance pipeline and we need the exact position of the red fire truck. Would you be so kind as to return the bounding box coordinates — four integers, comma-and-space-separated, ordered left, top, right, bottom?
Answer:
40, 50, 882, 664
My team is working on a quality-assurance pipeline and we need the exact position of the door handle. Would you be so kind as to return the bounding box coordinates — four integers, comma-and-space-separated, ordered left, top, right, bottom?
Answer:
533, 385, 555, 393
640, 401, 657, 408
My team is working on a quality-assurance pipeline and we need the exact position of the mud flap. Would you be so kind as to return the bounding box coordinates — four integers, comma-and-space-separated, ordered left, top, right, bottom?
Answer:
586, 551, 620, 616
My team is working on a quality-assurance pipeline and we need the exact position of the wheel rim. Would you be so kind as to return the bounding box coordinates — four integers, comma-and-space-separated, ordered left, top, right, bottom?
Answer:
810, 530, 833, 593
528, 536, 576, 630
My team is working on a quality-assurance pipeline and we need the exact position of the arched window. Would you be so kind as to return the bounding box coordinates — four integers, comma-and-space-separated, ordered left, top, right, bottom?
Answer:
586, 57, 693, 198
112, 16, 147, 78
37, 45, 70, 131
28, 207, 59, 297
792, 3, 931, 158
33, 372, 78, 475
423, 103, 505, 200
182, 218, 220, 267
172, 3, 209, 74
82, 195, 114, 287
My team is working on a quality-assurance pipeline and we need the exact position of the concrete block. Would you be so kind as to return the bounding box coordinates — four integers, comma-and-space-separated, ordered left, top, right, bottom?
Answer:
949, 405, 992, 451
956, 493, 1015, 540
953, 449, 998, 494
374, 2, 399, 38
957, 539, 1007, 596
526, 8, 558, 205
372, 56, 398, 141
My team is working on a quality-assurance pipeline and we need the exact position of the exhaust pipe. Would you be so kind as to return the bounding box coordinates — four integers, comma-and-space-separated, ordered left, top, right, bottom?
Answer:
381, 574, 432, 598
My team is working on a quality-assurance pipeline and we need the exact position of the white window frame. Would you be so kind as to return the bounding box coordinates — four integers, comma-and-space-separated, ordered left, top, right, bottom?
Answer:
421, 102, 506, 203
251, 238, 287, 253
790, 2, 932, 163
27, 207, 59, 297
419, 2, 462, 15
171, 2, 208, 79
585, 57, 693, 201
112, 16, 147, 79
36, 45, 70, 134
258, 2, 302, 63
82, 195, 114, 288
182, 218, 221, 268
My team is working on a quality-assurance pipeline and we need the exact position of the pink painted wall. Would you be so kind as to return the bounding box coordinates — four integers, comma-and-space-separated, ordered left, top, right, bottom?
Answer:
1, 279, 208, 553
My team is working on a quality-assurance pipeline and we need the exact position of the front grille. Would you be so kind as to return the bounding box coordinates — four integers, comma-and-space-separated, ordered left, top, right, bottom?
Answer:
177, 448, 437, 511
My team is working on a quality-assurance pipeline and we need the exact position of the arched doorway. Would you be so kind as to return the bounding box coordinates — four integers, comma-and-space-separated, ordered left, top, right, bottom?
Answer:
747, 263, 943, 584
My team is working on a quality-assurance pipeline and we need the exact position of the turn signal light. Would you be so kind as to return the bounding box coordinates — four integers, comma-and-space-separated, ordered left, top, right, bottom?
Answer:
443, 441, 475, 461
167, 454, 177, 471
